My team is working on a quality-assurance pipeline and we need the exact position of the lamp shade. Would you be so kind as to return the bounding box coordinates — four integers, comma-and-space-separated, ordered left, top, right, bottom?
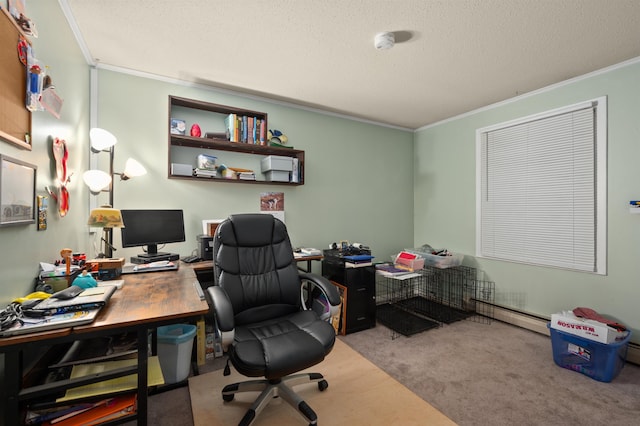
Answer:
83, 169, 112, 193
122, 158, 147, 179
90, 128, 118, 151
87, 206, 124, 228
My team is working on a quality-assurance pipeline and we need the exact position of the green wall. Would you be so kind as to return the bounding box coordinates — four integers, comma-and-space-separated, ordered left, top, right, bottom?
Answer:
414, 60, 640, 341
0, 0, 90, 307
92, 70, 415, 272
0, 1, 414, 308
5, 1, 638, 347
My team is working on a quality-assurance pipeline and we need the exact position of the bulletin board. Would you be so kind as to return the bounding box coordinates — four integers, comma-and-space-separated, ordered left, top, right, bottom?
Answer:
0, 9, 31, 150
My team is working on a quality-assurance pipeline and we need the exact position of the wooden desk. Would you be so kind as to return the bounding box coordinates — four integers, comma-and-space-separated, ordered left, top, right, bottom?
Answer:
0, 265, 209, 426
190, 254, 323, 274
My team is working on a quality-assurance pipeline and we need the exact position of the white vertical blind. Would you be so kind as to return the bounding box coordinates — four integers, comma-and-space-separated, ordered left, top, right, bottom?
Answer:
478, 99, 605, 273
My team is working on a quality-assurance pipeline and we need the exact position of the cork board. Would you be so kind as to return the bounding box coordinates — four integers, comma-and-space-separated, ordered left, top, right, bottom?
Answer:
0, 9, 31, 150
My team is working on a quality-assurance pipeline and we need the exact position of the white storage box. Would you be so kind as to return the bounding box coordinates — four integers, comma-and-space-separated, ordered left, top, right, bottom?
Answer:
264, 170, 290, 182
261, 155, 293, 172
550, 312, 629, 344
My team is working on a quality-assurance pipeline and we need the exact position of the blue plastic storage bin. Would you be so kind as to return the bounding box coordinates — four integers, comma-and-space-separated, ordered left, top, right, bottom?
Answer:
157, 324, 196, 383
547, 323, 631, 382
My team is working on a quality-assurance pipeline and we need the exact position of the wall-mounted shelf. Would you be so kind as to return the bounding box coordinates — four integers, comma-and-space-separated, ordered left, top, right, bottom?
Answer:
168, 96, 304, 185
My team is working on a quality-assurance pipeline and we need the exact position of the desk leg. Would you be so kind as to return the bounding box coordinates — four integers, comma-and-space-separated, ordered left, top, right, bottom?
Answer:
2, 349, 21, 426
297, 259, 313, 273
137, 328, 149, 426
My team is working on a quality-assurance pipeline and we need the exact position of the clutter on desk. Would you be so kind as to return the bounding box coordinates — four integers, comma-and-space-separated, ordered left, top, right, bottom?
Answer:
324, 242, 374, 268
72, 269, 98, 289
298, 247, 322, 256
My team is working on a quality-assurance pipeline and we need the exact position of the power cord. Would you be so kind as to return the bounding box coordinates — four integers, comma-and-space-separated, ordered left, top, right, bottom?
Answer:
0, 303, 23, 331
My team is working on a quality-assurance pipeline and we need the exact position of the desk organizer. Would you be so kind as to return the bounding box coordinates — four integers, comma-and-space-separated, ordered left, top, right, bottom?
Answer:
547, 324, 631, 382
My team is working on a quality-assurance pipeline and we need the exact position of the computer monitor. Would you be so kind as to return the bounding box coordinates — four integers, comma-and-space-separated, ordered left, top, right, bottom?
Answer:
120, 209, 185, 259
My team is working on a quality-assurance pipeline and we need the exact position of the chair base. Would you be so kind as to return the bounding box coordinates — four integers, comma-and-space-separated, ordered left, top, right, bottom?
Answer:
222, 372, 328, 426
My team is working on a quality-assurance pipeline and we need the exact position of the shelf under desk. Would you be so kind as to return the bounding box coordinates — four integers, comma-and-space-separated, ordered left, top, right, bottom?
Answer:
0, 265, 209, 426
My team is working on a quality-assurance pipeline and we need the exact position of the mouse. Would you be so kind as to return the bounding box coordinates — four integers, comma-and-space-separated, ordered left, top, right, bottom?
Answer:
51, 285, 83, 300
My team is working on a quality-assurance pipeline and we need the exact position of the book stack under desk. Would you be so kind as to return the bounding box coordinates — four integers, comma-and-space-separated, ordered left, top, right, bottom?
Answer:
22, 334, 164, 424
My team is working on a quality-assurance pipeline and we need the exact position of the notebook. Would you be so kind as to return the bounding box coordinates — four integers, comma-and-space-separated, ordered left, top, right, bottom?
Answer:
32, 285, 117, 314
0, 309, 101, 338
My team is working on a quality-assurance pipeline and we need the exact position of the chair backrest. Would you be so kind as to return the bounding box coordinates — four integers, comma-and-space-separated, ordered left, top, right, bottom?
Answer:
213, 213, 302, 325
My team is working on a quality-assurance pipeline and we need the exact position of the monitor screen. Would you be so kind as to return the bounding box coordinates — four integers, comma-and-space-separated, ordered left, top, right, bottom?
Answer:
120, 209, 185, 258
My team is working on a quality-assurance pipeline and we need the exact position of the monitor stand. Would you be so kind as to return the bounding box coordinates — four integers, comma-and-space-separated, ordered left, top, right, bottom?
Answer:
130, 253, 180, 264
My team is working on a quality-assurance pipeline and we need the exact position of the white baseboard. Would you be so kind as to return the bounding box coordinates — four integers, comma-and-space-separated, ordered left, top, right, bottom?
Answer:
478, 301, 640, 366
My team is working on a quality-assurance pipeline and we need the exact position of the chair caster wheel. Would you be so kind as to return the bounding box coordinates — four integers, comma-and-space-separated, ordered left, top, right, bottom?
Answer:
223, 393, 234, 402
318, 379, 328, 391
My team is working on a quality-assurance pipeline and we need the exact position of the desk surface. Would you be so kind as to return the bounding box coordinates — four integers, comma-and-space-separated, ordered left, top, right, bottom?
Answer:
0, 265, 209, 347
190, 254, 323, 271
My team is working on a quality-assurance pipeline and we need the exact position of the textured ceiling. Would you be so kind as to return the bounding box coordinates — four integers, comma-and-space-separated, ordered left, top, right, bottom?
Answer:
64, 0, 640, 129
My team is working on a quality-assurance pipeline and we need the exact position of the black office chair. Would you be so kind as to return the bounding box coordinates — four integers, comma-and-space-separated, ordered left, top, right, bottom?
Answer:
207, 213, 341, 426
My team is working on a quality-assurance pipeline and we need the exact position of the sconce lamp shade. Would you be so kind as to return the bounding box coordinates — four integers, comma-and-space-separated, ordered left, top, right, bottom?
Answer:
83, 169, 112, 193
87, 206, 125, 228
121, 158, 147, 180
90, 128, 118, 151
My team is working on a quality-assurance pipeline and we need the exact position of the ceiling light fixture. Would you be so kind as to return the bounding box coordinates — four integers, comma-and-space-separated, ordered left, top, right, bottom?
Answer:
374, 32, 395, 50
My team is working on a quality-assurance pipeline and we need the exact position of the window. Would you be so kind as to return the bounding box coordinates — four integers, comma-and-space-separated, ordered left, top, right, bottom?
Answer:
476, 97, 607, 274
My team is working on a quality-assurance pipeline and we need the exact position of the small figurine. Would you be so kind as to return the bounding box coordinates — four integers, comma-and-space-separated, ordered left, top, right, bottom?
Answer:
72, 268, 97, 289
190, 123, 202, 137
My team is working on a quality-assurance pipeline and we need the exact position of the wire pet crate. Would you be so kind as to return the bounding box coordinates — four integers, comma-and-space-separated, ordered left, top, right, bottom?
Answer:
376, 265, 495, 338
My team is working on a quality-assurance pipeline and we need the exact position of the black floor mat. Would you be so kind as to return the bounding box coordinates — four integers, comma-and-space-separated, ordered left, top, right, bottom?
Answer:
396, 296, 474, 324
376, 303, 440, 336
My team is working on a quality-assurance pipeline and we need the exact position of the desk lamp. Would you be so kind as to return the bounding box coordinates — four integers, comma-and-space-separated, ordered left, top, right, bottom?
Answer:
87, 205, 124, 258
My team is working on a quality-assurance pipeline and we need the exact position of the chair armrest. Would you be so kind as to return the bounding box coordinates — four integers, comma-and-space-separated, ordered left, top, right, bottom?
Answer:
207, 286, 235, 350
299, 272, 341, 306
207, 286, 234, 331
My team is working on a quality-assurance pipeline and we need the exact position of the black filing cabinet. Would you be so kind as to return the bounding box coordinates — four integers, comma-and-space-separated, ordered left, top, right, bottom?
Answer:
322, 260, 376, 334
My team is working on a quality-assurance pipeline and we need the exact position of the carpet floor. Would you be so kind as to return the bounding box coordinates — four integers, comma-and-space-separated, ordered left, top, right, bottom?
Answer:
188, 338, 456, 425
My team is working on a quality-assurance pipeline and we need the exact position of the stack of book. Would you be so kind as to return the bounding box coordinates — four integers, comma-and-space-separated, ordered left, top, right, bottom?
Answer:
225, 113, 266, 144
26, 395, 136, 425
193, 168, 217, 178
375, 263, 421, 280
343, 255, 374, 268
237, 172, 256, 181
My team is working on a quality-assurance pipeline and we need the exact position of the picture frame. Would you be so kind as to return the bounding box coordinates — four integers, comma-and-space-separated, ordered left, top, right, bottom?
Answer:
0, 154, 36, 226
202, 219, 223, 236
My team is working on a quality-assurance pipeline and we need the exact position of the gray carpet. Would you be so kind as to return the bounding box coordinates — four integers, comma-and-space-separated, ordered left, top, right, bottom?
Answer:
138, 319, 640, 425
341, 319, 640, 426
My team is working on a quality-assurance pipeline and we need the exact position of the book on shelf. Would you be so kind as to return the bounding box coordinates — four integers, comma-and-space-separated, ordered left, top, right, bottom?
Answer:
291, 158, 299, 183
247, 116, 254, 144
237, 172, 256, 180
224, 113, 237, 142
193, 168, 217, 178
259, 119, 266, 145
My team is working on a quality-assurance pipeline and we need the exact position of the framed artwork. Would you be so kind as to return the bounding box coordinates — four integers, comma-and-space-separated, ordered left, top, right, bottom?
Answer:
0, 154, 36, 226
202, 219, 223, 236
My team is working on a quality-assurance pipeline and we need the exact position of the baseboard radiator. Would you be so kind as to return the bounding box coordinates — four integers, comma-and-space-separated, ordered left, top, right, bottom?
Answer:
476, 301, 640, 366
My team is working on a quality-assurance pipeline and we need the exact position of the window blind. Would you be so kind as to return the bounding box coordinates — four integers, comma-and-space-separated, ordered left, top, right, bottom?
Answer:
477, 99, 606, 273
